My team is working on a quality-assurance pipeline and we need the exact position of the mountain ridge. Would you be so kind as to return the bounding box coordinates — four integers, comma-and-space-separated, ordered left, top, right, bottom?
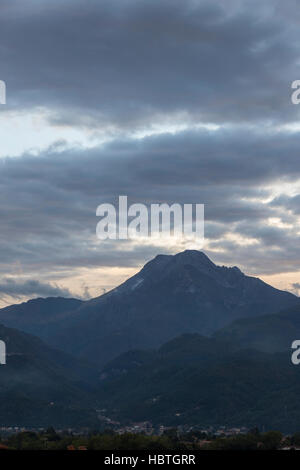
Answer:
96, 332, 300, 433
0, 323, 99, 427
0, 250, 295, 367
214, 303, 300, 353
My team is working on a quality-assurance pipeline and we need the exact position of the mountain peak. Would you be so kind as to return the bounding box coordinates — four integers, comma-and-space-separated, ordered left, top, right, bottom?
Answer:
173, 250, 216, 267
140, 250, 218, 281
144, 250, 215, 270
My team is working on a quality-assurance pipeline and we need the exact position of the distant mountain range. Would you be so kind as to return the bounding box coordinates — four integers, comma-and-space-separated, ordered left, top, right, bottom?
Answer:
0, 297, 83, 345
0, 250, 298, 367
214, 304, 300, 353
1, 249, 300, 431
96, 333, 300, 433
0, 323, 99, 428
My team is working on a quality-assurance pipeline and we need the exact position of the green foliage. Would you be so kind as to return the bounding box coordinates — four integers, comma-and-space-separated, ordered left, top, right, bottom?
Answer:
260, 431, 282, 450
0, 429, 288, 450
205, 434, 258, 450
291, 431, 300, 446
204, 431, 283, 450
2, 431, 191, 450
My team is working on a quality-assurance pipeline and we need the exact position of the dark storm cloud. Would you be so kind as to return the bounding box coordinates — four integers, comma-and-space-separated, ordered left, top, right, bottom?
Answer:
206, 241, 300, 276
0, 126, 300, 278
0, 278, 72, 299
208, 216, 300, 275
0, 0, 299, 128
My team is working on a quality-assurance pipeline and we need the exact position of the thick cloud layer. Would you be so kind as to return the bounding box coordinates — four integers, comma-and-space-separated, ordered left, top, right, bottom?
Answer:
0, 0, 300, 302
0, 0, 299, 129
1, 128, 300, 276
0, 278, 73, 300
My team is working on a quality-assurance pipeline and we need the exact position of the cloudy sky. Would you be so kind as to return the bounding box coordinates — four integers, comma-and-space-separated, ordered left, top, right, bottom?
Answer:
1, 0, 300, 306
